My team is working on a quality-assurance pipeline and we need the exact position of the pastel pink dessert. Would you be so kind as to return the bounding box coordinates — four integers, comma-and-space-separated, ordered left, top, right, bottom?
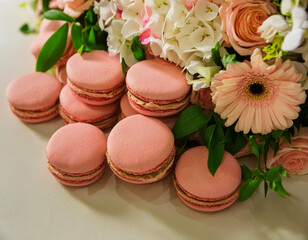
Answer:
66, 51, 125, 106
119, 93, 179, 129
59, 85, 119, 129
107, 114, 175, 184
46, 123, 107, 186
126, 58, 191, 117
30, 19, 75, 66
174, 146, 242, 212
56, 65, 68, 84
6, 72, 62, 123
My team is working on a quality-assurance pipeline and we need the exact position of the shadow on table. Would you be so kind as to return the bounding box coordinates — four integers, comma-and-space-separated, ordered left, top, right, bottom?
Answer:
25, 116, 64, 140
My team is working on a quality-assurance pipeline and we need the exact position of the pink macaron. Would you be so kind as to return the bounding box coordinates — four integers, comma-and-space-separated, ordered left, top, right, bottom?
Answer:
107, 114, 175, 184
66, 50, 125, 106
6, 72, 62, 123
46, 123, 107, 186
56, 65, 68, 84
59, 85, 119, 129
119, 93, 179, 129
174, 146, 242, 212
30, 19, 74, 66
126, 58, 191, 117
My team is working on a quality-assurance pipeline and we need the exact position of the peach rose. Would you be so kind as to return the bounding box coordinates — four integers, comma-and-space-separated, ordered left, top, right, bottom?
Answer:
267, 128, 308, 175
220, 0, 276, 56
57, 0, 94, 18
190, 87, 215, 113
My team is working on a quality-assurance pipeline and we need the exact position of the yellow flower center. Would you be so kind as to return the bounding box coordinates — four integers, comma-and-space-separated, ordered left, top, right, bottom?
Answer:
245, 80, 270, 101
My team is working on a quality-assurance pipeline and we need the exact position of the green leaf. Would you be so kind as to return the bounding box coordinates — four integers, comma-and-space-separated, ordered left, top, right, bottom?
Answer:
241, 165, 253, 181
252, 168, 266, 179
41, 9, 75, 23
283, 131, 291, 144
225, 129, 247, 155
222, 54, 238, 68
121, 58, 128, 76
249, 136, 260, 159
272, 130, 284, 141
85, 8, 96, 26
31, 0, 38, 11
71, 23, 83, 52
211, 42, 222, 67
77, 45, 85, 55
172, 105, 211, 139
269, 138, 279, 156
266, 165, 281, 182
88, 27, 96, 45
36, 22, 69, 72
202, 125, 216, 147
176, 137, 188, 157
238, 178, 263, 201
264, 180, 268, 197
131, 36, 146, 62
208, 124, 225, 176
213, 112, 226, 127
19, 23, 36, 34
42, 0, 50, 13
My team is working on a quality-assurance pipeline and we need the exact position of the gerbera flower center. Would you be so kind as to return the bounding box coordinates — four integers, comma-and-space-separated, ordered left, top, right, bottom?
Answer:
245, 80, 270, 101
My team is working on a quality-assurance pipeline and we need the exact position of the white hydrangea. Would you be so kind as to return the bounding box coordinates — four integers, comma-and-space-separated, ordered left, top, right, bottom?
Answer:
145, 0, 222, 78
94, 0, 117, 30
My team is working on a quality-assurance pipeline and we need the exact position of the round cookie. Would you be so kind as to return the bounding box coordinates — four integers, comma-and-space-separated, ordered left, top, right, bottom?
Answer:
126, 58, 191, 117
46, 123, 107, 186
66, 51, 125, 105
107, 114, 176, 184
174, 146, 242, 212
6, 72, 62, 123
59, 85, 119, 129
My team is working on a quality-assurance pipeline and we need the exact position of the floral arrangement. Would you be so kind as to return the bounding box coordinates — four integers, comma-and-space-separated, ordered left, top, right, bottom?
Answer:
20, 0, 308, 201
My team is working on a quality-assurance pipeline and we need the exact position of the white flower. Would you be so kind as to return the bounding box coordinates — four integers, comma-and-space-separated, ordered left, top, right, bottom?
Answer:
282, 7, 308, 51
258, 15, 289, 43
106, 19, 125, 55
94, 0, 117, 30
292, 61, 308, 90
281, 0, 308, 15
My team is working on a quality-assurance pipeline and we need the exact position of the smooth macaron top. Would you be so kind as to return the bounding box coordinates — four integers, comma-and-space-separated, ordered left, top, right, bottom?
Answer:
175, 146, 241, 200
107, 115, 174, 173
6, 72, 62, 111
47, 123, 107, 174
60, 85, 118, 120
120, 93, 138, 117
66, 51, 124, 91
126, 58, 190, 101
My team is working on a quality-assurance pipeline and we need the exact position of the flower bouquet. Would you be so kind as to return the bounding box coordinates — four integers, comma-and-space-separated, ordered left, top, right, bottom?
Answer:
20, 0, 308, 203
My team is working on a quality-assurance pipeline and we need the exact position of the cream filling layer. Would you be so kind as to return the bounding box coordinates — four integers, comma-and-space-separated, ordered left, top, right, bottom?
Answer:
68, 79, 126, 99
48, 162, 105, 182
127, 91, 190, 111
106, 150, 175, 182
59, 107, 118, 129
173, 177, 240, 207
11, 104, 58, 119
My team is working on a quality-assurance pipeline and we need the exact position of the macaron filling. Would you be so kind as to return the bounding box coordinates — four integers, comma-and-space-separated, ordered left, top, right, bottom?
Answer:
47, 160, 106, 185
127, 90, 190, 112
107, 147, 175, 182
173, 177, 240, 209
9, 102, 59, 121
59, 104, 118, 129
68, 78, 125, 101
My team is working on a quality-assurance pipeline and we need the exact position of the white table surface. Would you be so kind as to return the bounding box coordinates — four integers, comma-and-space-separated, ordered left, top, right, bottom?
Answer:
1, 1, 308, 240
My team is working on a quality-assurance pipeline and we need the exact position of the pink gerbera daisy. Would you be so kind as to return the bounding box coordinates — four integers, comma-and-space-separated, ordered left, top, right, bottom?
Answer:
211, 49, 306, 135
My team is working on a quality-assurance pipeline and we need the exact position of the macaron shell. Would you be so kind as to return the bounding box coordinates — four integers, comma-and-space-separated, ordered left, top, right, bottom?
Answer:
177, 192, 238, 212
60, 85, 118, 121
126, 58, 190, 101
107, 115, 174, 173
46, 123, 107, 174
128, 97, 189, 117
49, 168, 104, 187
120, 93, 138, 118
175, 146, 241, 200
11, 109, 59, 123
6, 72, 62, 111
66, 51, 124, 91
56, 65, 68, 84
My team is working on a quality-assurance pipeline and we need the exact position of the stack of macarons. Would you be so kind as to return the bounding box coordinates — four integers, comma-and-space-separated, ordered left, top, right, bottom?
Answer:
6, 42, 244, 212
